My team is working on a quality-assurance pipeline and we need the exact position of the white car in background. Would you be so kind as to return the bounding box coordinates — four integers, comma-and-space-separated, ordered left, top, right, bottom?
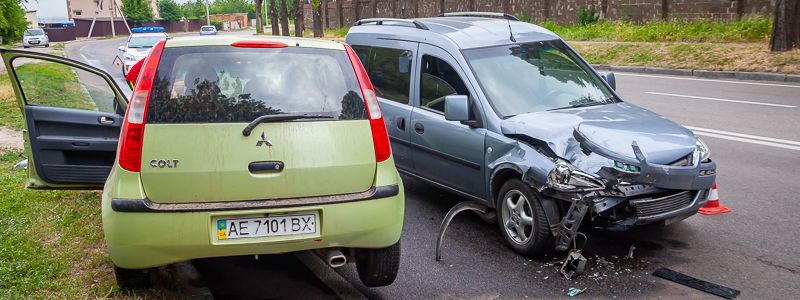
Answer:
200, 25, 218, 35
118, 32, 168, 75
23, 28, 49, 48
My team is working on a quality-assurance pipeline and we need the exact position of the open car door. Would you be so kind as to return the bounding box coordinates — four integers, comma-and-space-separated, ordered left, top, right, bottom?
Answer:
1, 50, 128, 189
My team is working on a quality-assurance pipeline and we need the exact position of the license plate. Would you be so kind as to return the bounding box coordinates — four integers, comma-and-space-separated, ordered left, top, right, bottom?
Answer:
216, 213, 316, 240
29, 41, 39, 44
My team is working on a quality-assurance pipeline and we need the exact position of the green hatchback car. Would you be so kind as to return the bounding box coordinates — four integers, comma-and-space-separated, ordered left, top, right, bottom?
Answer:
1, 36, 404, 288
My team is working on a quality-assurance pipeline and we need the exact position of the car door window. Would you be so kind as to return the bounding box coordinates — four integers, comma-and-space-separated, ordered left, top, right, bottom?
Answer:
419, 55, 469, 113
12, 58, 119, 113
353, 46, 412, 105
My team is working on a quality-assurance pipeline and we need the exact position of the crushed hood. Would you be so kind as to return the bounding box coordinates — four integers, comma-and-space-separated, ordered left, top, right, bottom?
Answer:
500, 102, 696, 169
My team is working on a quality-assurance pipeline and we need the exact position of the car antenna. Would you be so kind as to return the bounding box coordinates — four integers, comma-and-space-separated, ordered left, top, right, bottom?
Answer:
507, 18, 517, 42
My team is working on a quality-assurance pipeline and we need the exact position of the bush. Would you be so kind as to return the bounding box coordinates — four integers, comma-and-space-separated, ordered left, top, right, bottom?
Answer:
210, 20, 222, 30
577, 7, 599, 26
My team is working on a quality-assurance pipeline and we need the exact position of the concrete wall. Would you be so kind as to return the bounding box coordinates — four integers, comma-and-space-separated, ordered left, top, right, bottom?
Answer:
303, 0, 773, 26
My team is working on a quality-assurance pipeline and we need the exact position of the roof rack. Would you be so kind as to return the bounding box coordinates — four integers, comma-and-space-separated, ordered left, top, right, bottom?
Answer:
437, 12, 519, 21
352, 18, 429, 30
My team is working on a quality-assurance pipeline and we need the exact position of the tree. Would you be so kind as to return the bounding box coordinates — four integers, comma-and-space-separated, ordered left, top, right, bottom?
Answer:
770, 0, 800, 51
157, 0, 182, 21
293, 0, 303, 37
254, 0, 263, 33
122, 0, 155, 26
0, 0, 28, 44
268, 0, 279, 35
278, 0, 289, 36
311, 0, 322, 37
180, 0, 207, 20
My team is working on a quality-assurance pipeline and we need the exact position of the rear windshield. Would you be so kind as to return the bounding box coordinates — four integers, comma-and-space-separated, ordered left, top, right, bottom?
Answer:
147, 46, 366, 123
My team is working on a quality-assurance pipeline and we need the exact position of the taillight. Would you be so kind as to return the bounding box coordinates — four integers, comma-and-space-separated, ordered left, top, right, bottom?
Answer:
344, 44, 391, 163
118, 39, 165, 172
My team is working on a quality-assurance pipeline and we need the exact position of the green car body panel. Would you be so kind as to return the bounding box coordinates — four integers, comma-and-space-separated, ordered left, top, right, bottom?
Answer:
2, 36, 405, 270
103, 159, 404, 268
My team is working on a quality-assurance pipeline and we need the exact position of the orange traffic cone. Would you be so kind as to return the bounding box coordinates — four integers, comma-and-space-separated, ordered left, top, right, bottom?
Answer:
699, 182, 731, 215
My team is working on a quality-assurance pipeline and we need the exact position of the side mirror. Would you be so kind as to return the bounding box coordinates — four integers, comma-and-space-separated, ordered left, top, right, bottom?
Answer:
601, 72, 616, 90
444, 95, 470, 122
118, 46, 125, 52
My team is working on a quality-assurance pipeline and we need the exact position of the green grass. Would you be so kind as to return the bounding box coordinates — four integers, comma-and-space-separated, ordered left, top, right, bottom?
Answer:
0, 74, 25, 130
0, 151, 115, 298
571, 41, 800, 74
540, 16, 771, 43
14, 62, 98, 111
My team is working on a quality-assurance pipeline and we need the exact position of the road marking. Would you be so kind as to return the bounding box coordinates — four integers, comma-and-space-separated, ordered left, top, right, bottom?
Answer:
688, 126, 800, 151
295, 251, 367, 300
687, 126, 800, 146
646, 92, 796, 108
618, 72, 800, 88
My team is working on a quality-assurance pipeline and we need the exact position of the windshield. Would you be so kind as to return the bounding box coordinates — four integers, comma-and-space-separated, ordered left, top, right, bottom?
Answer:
128, 36, 165, 48
201, 27, 215, 31
24, 29, 45, 36
463, 40, 617, 117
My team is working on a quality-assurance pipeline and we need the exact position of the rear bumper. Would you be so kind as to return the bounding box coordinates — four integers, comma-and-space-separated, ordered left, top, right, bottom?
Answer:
102, 185, 404, 269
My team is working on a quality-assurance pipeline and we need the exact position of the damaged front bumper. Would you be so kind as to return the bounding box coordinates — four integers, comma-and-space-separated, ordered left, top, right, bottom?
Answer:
547, 132, 717, 231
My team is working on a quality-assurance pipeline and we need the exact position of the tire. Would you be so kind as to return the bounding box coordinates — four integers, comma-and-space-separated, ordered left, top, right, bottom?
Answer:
496, 179, 553, 256
23, 46, 29, 48
113, 265, 154, 290
45, 44, 49, 47
355, 241, 401, 287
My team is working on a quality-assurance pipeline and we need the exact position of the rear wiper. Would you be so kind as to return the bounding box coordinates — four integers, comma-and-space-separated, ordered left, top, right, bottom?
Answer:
242, 114, 334, 136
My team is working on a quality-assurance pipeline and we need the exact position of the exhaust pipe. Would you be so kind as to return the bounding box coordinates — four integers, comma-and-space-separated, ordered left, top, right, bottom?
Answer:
317, 248, 347, 268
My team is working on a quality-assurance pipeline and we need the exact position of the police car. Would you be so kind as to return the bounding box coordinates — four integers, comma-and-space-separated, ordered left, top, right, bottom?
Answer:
117, 27, 168, 75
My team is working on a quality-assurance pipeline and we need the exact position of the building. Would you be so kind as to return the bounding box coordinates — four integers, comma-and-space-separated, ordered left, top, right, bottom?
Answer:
210, 13, 250, 30
25, 10, 39, 28
66, 0, 159, 21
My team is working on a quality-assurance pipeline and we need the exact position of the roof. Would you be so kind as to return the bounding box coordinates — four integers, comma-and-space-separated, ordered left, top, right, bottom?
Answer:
165, 35, 345, 50
130, 32, 169, 37
349, 16, 560, 49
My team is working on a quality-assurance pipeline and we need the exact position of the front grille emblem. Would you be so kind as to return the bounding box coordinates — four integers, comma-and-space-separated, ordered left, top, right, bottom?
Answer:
256, 131, 272, 147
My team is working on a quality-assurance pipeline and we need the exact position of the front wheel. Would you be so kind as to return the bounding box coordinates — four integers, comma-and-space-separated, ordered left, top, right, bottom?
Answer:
496, 179, 554, 256
355, 241, 400, 287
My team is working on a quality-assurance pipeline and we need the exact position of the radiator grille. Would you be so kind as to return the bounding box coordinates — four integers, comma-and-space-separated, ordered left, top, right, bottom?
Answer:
631, 191, 695, 217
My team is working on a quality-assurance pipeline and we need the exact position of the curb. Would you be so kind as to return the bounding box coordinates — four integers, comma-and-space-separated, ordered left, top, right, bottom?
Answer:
592, 65, 800, 84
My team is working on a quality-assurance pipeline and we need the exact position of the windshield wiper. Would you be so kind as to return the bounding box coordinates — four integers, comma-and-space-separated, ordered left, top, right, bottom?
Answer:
242, 113, 334, 136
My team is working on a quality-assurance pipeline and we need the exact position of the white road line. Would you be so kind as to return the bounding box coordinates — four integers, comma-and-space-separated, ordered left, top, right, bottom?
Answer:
617, 72, 800, 89
687, 126, 800, 146
646, 92, 796, 108
692, 131, 800, 151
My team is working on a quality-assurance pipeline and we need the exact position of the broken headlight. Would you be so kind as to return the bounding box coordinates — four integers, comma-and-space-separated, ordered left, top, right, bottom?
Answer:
547, 160, 605, 192
696, 138, 711, 162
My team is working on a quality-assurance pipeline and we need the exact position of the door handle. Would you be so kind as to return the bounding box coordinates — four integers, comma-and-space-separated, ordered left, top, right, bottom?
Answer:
98, 116, 115, 125
414, 123, 424, 134
396, 117, 405, 130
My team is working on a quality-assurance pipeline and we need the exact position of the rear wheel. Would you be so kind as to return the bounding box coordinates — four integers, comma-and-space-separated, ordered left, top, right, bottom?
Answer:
113, 265, 154, 290
496, 179, 553, 256
355, 241, 400, 287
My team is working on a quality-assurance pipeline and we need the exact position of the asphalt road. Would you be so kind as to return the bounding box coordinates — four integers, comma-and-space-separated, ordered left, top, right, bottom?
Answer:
60, 36, 800, 298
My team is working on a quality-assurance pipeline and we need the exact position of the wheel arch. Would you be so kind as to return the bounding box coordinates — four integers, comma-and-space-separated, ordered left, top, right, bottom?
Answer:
490, 163, 562, 236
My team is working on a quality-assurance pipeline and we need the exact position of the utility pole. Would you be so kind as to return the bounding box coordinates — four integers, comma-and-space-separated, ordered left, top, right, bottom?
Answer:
114, 0, 131, 34
205, 0, 211, 25
110, 0, 116, 38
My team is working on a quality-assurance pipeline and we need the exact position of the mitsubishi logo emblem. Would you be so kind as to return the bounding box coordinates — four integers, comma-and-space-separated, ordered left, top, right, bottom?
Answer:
256, 131, 272, 147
